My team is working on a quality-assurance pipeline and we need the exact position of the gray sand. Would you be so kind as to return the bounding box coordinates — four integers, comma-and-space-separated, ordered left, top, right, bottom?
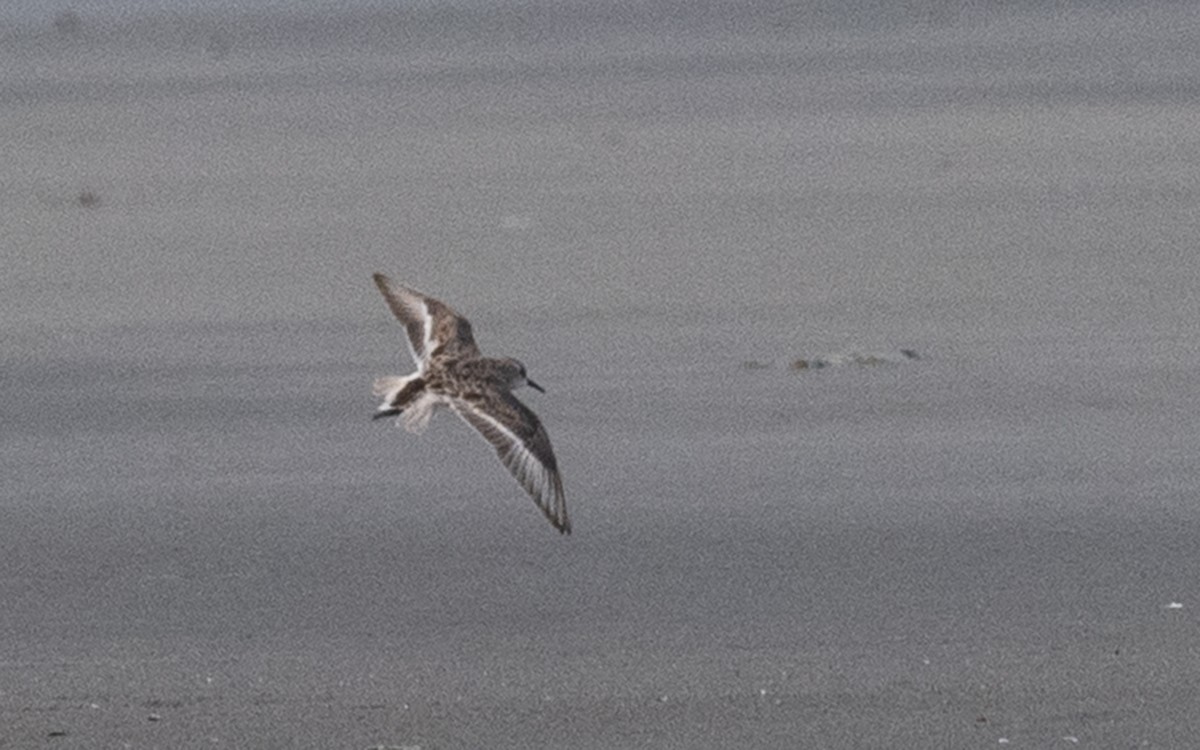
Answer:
3, 2, 1200, 747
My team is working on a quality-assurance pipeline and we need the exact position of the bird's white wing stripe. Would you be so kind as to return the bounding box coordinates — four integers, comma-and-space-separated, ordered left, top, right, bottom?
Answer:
419, 300, 434, 367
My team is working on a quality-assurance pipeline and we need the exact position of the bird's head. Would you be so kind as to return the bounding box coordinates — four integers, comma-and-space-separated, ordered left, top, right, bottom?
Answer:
502, 358, 545, 393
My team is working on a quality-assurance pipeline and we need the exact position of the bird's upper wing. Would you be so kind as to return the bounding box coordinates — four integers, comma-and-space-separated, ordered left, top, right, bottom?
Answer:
373, 273, 479, 369
450, 390, 570, 534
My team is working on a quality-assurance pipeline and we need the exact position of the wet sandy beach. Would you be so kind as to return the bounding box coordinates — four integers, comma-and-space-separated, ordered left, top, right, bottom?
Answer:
4, 2, 1200, 747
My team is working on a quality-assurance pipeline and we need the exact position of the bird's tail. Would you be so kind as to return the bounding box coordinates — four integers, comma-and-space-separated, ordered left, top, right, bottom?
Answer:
373, 376, 410, 397
372, 374, 438, 433
372, 375, 414, 421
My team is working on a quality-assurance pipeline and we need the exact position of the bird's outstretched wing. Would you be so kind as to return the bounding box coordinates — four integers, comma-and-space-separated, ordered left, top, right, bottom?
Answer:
373, 273, 479, 369
450, 391, 571, 534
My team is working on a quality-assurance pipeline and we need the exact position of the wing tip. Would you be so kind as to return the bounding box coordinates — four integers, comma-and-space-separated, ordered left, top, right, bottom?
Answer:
553, 512, 572, 535
372, 272, 398, 304
374, 272, 418, 300
548, 474, 571, 535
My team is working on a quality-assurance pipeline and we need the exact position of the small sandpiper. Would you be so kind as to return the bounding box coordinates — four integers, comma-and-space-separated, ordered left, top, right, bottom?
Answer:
371, 273, 570, 534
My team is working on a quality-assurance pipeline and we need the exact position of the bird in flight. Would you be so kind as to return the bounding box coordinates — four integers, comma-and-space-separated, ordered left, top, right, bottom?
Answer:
370, 273, 570, 534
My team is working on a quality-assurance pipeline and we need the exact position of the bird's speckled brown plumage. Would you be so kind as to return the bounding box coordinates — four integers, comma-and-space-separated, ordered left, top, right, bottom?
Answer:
372, 273, 570, 534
